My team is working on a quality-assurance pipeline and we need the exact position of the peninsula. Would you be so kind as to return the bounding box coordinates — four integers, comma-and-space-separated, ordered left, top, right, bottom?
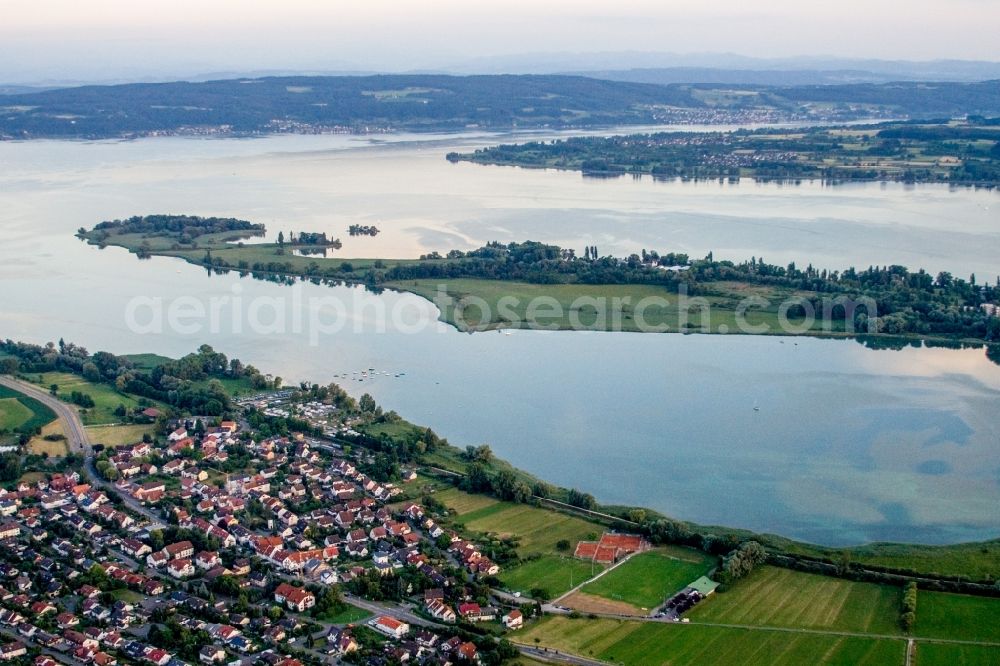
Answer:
448, 118, 1000, 187
81, 215, 1000, 350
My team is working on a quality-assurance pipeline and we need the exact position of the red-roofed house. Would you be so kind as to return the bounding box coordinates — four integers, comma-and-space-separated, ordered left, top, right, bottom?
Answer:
166, 559, 195, 579
370, 616, 408, 639
273, 583, 315, 612
502, 609, 523, 630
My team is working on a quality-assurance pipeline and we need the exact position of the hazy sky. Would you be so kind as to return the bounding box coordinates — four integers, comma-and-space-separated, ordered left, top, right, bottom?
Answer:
2, 0, 999, 83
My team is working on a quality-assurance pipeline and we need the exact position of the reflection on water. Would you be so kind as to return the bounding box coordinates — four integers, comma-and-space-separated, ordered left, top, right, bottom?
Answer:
1, 132, 999, 546
292, 247, 332, 258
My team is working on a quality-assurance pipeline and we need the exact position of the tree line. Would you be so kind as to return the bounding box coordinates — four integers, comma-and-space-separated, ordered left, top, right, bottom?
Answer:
89, 214, 264, 240
0, 339, 280, 416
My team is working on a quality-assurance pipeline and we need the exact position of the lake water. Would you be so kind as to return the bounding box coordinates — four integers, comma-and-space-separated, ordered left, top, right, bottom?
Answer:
1, 130, 999, 546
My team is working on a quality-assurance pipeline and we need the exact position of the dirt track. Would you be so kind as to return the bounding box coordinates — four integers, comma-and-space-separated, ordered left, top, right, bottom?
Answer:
561, 591, 643, 616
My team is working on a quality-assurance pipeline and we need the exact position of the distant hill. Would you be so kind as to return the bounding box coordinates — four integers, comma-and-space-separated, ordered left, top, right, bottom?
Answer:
0, 74, 697, 138
0, 85, 60, 95
574, 68, 921, 86
453, 52, 1000, 82
1, 74, 999, 139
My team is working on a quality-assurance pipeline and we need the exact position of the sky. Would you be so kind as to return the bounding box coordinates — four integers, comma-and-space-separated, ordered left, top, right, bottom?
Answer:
2, 0, 999, 84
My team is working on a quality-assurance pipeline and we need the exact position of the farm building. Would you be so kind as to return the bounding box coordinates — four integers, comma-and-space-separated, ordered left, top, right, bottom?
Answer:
686, 576, 720, 597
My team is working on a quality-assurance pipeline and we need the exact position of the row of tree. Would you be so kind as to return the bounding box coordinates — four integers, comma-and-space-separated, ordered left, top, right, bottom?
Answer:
719, 541, 768, 584
901, 581, 918, 631
0, 340, 280, 416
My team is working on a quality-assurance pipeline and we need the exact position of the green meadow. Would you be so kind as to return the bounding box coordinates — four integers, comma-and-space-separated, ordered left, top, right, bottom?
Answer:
516, 616, 904, 666
580, 548, 716, 610
688, 566, 902, 635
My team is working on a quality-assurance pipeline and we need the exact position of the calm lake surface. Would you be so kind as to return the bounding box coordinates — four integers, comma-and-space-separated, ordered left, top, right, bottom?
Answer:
1, 130, 999, 546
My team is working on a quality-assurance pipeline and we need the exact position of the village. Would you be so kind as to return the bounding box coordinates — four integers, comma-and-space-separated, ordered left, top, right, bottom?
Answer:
8, 354, 988, 666
0, 385, 685, 666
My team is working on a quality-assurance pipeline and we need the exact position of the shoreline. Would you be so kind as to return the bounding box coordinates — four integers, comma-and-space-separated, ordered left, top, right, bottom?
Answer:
82, 234, 1000, 354
453, 156, 1000, 190
416, 431, 1000, 554
4, 339, 999, 579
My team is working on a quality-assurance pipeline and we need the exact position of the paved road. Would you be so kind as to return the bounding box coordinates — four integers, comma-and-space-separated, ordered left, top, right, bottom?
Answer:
1, 375, 90, 457
0, 375, 165, 528
493, 589, 540, 605
341, 592, 442, 630
516, 645, 610, 666
274, 571, 444, 633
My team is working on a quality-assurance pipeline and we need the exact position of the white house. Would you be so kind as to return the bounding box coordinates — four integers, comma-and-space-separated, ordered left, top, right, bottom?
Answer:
370, 616, 408, 639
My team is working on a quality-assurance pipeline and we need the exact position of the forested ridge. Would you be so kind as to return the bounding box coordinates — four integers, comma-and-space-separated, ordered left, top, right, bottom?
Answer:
3, 74, 1000, 139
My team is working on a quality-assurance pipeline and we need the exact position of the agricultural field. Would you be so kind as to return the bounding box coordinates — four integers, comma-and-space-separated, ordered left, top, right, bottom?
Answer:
578, 548, 716, 611
390, 278, 827, 334
27, 420, 69, 456
85, 424, 156, 447
914, 643, 1000, 666
687, 566, 902, 635
515, 616, 904, 666
558, 592, 646, 616
387, 475, 453, 510
134, 239, 413, 280
500, 556, 602, 599
409, 473, 452, 492
453, 500, 601, 556
26, 371, 149, 425
435, 487, 500, 515
912, 591, 1000, 642
0, 398, 33, 431
0, 385, 56, 433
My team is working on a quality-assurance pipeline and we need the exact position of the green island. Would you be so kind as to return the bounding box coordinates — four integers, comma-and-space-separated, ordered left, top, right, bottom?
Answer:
1, 339, 999, 666
448, 118, 1000, 186
81, 215, 1000, 353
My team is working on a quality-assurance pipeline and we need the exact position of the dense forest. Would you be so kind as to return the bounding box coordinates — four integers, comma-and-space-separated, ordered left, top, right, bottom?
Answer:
2, 74, 999, 139
450, 119, 1000, 185
0, 340, 280, 415
87, 215, 264, 243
